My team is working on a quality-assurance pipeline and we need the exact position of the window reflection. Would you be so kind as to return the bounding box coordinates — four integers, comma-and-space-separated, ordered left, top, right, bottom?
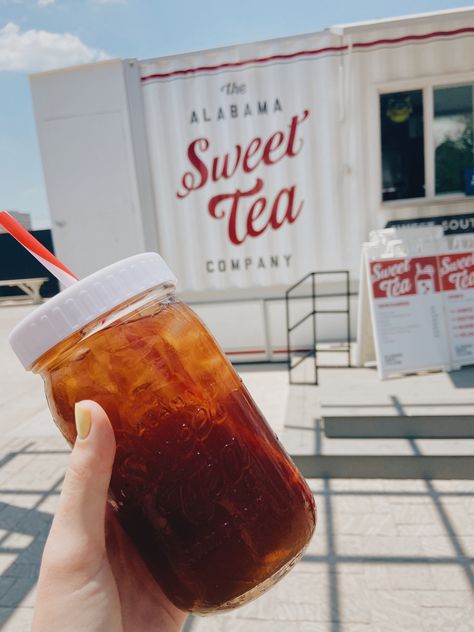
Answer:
434, 84, 473, 194
380, 90, 425, 201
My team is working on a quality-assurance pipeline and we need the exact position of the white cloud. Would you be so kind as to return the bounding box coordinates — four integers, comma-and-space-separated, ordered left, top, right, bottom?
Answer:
37, 0, 55, 6
0, 22, 110, 72
95, 0, 127, 4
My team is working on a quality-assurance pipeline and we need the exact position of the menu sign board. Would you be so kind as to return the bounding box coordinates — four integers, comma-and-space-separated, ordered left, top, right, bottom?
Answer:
439, 251, 474, 367
368, 256, 451, 378
357, 222, 474, 378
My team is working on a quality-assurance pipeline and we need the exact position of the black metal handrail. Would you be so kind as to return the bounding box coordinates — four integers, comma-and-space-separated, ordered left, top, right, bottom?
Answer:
285, 270, 351, 385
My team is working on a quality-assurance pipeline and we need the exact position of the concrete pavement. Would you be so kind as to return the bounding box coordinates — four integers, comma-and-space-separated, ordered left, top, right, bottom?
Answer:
0, 303, 473, 631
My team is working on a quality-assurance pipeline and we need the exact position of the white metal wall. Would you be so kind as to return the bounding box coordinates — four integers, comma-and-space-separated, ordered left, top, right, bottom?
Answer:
30, 59, 158, 279
140, 32, 349, 293
341, 12, 474, 237
29, 10, 474, 359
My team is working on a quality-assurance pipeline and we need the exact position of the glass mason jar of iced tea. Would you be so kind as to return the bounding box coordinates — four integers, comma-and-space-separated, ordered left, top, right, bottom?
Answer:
9, 253, 316, 614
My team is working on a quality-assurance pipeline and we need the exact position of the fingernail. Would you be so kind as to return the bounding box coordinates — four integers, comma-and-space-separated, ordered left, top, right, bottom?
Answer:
75, 402, 92, 439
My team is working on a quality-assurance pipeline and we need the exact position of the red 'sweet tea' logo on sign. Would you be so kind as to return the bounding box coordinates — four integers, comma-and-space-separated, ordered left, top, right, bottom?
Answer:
370, 257, 440, 299
176, 110, 310, 245
439, 252, 474, 291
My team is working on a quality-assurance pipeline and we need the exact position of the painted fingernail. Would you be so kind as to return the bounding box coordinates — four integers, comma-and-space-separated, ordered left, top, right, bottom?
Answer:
75, 402, 92, 439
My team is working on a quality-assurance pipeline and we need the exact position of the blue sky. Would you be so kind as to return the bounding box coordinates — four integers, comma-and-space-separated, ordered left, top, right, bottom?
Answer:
1, 0, 474, 228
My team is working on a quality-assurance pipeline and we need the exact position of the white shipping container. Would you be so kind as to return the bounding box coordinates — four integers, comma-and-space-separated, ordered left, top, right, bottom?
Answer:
30, 8, 474, 360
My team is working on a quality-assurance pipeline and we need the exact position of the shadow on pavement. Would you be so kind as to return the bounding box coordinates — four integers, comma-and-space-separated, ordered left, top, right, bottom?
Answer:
1, 438, 473, 631
447, 366, 474, 389
0, 444, 65, 630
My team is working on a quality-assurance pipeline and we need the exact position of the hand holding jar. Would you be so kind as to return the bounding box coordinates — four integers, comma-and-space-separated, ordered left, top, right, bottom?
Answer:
32, 400, 187, 632
10, 253, 316, 615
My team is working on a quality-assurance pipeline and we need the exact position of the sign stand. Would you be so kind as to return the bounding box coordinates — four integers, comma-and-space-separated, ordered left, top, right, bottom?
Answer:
355, 246, 376, 368
356, 227, 474, 379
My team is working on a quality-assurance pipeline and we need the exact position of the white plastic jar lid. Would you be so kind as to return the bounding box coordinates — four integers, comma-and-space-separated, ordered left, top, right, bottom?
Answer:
9, 252, 177, 370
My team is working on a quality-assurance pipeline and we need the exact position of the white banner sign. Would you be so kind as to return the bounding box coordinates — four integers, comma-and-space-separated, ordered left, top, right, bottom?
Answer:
140, 40, 347, 292
439, 251, 474, 367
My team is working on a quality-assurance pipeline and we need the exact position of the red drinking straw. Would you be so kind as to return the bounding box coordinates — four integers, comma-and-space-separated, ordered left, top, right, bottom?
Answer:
0, 211, 78, 287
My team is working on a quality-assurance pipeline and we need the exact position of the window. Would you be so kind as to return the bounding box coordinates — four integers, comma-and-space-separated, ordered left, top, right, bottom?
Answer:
380, 90, 425, 201
380, 82, 474, 202
434, 85, 473, 194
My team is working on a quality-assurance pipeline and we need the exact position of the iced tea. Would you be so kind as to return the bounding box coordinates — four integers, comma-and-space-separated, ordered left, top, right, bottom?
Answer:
35, 291, 316, 613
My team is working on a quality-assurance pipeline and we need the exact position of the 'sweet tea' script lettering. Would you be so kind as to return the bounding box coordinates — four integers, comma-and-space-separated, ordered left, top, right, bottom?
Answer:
176, 110, 310, 245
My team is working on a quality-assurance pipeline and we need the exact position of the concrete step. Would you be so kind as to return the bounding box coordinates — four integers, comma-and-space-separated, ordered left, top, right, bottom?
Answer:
281, 422, 474, 455
324, 415, 474, 439
291, 454, 474, 479
282, 421, 474, 479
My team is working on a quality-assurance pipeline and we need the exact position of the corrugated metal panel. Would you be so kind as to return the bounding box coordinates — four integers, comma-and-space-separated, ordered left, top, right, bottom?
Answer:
140, 32, 344, 293
345, 14, 474, 236
140, 13, 474, 296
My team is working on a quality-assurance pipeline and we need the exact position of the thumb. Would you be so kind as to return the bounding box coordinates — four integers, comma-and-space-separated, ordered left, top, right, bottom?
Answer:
49, 400, 116, 555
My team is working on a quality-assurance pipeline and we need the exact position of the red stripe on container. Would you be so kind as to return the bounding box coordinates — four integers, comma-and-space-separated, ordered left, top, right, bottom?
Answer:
141, 27, 474, 81
141, 46, 347, 80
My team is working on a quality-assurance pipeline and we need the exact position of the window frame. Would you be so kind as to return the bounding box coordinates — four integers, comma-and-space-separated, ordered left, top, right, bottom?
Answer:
377, 71, 474, 207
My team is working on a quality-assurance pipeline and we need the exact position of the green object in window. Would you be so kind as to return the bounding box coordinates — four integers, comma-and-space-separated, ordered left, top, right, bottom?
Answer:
386, 96, 413, 123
